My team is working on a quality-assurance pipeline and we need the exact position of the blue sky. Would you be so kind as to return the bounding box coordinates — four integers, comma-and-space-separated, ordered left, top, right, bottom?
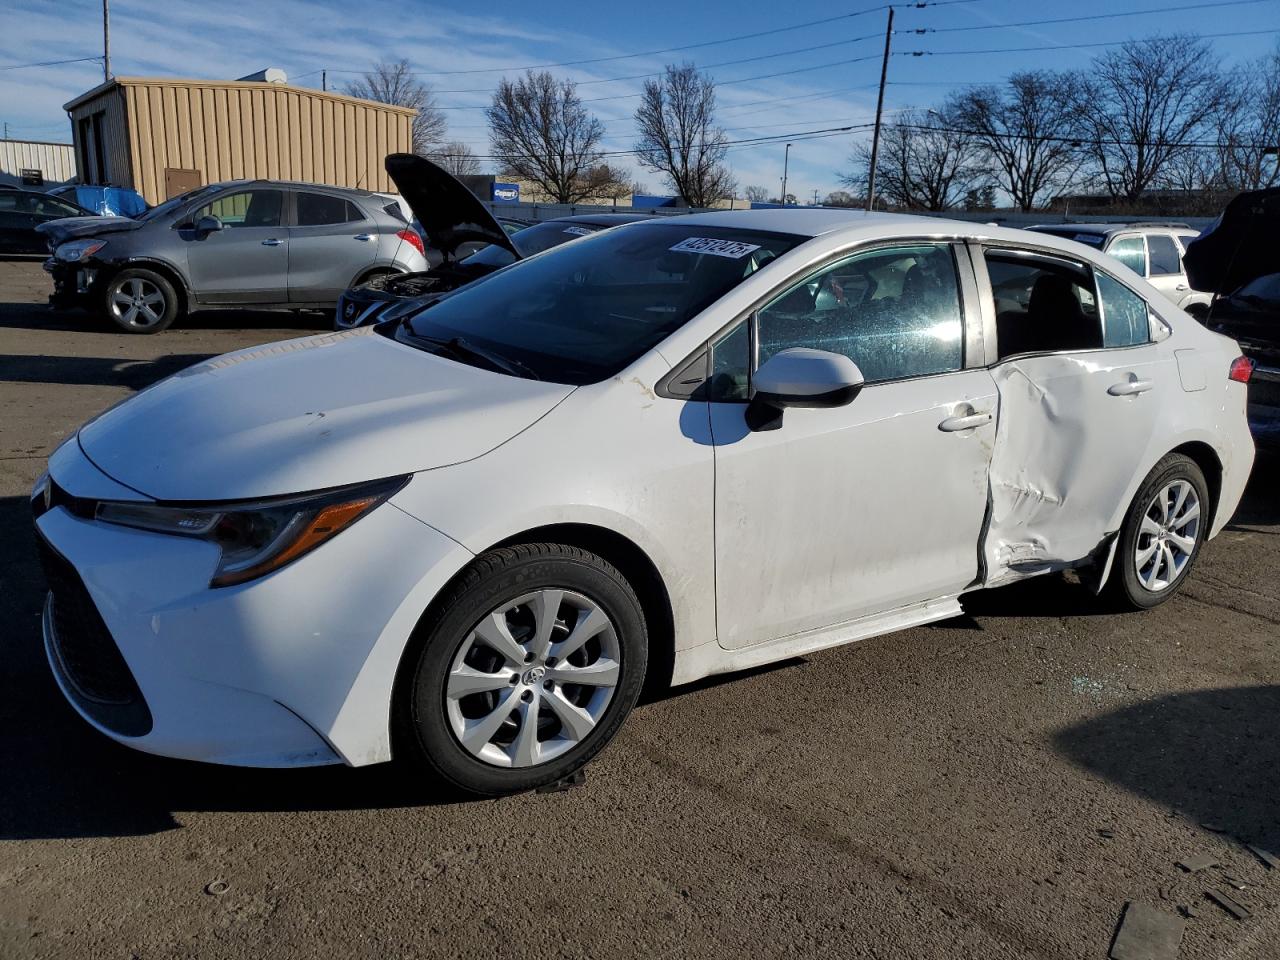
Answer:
2, 0, 1278, 201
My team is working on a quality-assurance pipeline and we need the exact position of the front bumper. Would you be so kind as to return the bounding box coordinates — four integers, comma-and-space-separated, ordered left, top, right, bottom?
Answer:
44, 257, 103, 309
34, 446, 474, 767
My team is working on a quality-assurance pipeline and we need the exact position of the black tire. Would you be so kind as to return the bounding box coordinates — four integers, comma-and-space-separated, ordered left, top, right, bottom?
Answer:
103, 267, 179, 333
395, 543, 648, 796
1107, 453, 1210, 610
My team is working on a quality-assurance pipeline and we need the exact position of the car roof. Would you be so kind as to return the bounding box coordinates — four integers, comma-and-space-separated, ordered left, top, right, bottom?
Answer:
549, 213, 654, 227
630, 207, 1176, 269
1028, 222, 1190, 235
203, 179, 382, 199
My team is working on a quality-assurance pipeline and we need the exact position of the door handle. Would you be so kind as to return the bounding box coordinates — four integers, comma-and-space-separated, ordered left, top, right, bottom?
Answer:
1175, 283, 1189, 291
353, 233, 373, 242
261, 238, 284, 246
938, 411, 993, 432
1108, 378, 1154, 396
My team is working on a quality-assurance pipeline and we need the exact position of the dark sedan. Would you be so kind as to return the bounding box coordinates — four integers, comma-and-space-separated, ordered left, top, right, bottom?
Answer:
0, 188, 94, 255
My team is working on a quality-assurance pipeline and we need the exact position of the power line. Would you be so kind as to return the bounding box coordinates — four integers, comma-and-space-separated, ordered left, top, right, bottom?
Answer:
432, 32, 884, 95
0, 55, 103, 71
903, 26, 1280, 58
895, 121, 1277, 150
905, 0, 1272, 35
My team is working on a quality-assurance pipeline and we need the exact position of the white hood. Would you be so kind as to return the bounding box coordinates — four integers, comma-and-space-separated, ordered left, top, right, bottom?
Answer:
78, 327, 573, 501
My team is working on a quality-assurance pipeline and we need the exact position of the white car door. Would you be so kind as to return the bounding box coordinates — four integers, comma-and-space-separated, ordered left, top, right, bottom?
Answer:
707, 242, 998, 650
975, 245, 1174, 583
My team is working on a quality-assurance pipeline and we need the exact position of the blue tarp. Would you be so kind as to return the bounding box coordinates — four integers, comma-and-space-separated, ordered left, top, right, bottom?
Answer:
62, 186, 149, 218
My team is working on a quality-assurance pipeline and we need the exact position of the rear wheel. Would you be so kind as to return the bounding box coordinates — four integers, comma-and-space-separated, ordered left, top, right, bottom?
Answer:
1108, 453, 1209, 609
104, 268, 179, 333
396, 543, 648, 796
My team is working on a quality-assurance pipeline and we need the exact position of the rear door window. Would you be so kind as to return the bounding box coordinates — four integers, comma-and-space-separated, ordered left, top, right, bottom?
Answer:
1107, 236, 1148, 276
296, 192, 363, 226
1145, 234, 1182, 277
1095, 272, 1152, 347
984, 251, 1102, 360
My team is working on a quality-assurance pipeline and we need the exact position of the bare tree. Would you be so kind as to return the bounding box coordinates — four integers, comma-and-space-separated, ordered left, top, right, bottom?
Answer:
743, 185, 771, 203
428, 142, 481, 177
948, 71, 1085, 211
841, 109, 983, 210
634, 63, 736, 207
487, 71, 610, 204
1217, 46, 1280, 190
822, 190, 859, 207
346, 59, 446, 154
1076, 35, 1233, 201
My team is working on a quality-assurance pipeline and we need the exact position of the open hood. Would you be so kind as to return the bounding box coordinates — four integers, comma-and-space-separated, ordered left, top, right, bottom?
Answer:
1183, 187, 1280, 295
36, 215, 144, 246
385, 153, 520, 262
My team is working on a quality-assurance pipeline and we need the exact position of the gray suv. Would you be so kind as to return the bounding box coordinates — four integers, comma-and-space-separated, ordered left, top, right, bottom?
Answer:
39, 180, 428, 333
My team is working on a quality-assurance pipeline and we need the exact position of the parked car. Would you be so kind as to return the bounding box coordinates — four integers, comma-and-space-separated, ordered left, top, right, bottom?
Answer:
38, 180, 428, 333
335, 154, 648, 330
1026, 222, 1210, 317
32, 210, 1252, 795
1183, 186, 1280, 446
417, 215, 528, 268
47, 184, 149, 218
0, 188, 95, 255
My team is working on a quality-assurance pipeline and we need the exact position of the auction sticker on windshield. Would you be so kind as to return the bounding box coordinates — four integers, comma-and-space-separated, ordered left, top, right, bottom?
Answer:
563, 226, 594, 236
669, 237, 762, 258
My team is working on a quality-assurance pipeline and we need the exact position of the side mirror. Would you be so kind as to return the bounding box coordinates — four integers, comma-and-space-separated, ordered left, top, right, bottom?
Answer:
195, 215, 223, 233
746, 348, 864, 432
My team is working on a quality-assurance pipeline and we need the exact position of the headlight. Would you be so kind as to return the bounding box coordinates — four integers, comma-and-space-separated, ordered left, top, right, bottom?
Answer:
56, 239, 107, 262
94, 475, 409, 587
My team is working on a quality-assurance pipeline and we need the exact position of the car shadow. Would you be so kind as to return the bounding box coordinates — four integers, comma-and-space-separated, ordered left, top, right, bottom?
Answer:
0, 300, 329, 335
0, 352, 218, 390
1054, 685, 1280, 852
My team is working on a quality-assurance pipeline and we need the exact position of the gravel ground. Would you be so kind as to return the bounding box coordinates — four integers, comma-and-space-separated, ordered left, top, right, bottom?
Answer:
1, 259, 1278, 959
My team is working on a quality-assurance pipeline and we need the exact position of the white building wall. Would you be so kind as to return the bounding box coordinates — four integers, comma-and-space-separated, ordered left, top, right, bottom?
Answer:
0, 138, 77, 187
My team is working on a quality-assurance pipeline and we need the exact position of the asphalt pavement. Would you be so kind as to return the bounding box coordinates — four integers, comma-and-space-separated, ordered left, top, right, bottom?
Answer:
1, 259, 1278, 959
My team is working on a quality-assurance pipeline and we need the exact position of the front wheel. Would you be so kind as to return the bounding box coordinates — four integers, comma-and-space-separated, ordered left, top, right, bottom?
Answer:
1108, 453, 1209, 609
396, 543, 648, 796
104, 268, 179, 333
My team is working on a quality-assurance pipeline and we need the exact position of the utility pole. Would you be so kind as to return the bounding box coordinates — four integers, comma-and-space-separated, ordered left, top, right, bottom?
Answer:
780, 142, 792, 205
102, 0, 111, 82
812, 189, 820, 206
866, 5, 894, 211
322, 70, 327, 92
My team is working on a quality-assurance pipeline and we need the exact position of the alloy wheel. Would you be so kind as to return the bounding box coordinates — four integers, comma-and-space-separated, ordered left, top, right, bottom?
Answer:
1134, 479, 1201, 592
110, 277, 166, 329
445, 588, 621, 768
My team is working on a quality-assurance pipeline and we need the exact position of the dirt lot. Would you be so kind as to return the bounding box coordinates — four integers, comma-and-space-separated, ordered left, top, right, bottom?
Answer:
1, 259, 1278, 959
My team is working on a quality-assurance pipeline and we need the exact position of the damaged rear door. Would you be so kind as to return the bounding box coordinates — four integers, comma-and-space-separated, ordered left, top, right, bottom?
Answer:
974, 245, 1174, 585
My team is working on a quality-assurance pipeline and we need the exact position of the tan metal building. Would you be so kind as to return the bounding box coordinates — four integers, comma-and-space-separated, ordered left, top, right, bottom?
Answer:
64, 77, 416, 204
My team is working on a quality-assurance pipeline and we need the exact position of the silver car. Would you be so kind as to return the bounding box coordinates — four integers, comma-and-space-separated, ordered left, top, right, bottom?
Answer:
38, 180, 428, 333
1027, 222, 1211, 318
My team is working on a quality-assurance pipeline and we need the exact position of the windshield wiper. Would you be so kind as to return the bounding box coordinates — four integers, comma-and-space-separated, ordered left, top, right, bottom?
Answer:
405, 333, 540, 380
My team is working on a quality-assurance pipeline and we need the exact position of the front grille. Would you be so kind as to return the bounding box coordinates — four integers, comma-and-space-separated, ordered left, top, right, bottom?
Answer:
36, 534, 152, 736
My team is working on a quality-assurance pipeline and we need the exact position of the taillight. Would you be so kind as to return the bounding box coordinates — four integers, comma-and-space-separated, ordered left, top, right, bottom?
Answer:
1229, 356, 1254, 383
396, 229, 425, 257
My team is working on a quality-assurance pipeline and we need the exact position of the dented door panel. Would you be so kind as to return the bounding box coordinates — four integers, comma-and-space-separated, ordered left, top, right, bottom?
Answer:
982, 347, 1175, 584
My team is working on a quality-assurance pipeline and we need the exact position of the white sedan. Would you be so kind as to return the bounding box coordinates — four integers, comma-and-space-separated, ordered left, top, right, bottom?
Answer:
32, 210, 1254, 795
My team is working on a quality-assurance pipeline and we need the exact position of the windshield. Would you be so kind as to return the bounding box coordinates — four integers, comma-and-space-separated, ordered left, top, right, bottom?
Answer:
1031, 227, 1106, 247
383, 222, 803, 384
138, 184, 222, 222
461, 220, 607, 270
1234, 272, 1280, 304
